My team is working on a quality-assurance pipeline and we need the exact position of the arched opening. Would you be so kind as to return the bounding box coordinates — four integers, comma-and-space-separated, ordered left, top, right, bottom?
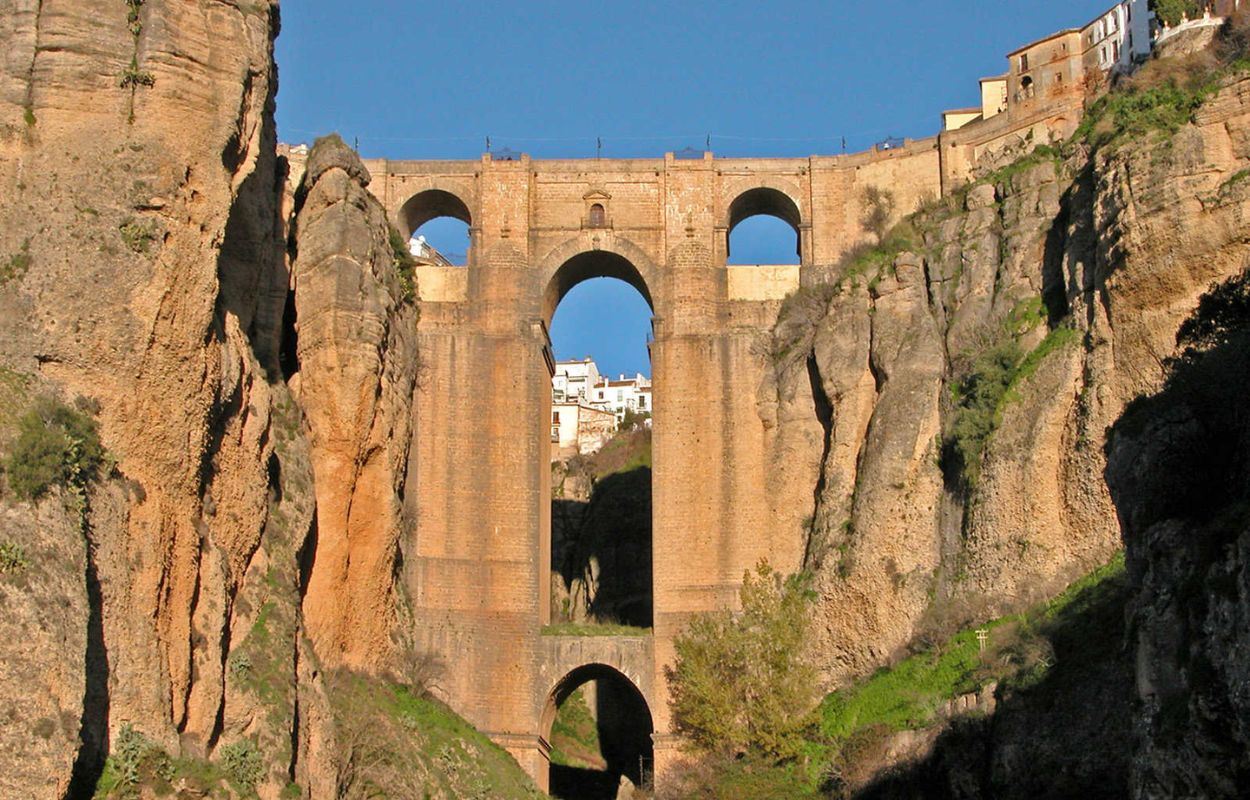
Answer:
544, 664, 654, 799
397, 189, 472, 266
726, 187, 802, 265
588, 203, 607, 228
544, 252, 654, 632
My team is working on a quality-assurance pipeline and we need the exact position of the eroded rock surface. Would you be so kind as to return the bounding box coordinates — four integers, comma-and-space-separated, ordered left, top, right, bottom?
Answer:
764, 73, 1250, 687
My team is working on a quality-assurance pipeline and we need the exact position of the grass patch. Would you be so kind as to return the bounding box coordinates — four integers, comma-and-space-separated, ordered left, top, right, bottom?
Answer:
389, 225, 417, 302
0, 240, 32, 286
549, 688, 604, 770
541, 621, 651, 637
328, 671, 542, 799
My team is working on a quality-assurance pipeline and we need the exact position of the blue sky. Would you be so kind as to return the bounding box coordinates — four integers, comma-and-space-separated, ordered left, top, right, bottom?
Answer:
276, 0, 1110, 378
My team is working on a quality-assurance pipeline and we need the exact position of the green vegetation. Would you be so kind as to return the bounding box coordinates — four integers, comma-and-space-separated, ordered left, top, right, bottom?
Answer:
984, 143, 1061, 188
668, 555, 1128, 797
941, 299, 1079, 493
118, 218, 156, 253
835, 216, 922, 291
92, 724, 271, 799
93, 724, 176, 799
389, 225, 417, 302
549, 688, 604, 770
329, 671, 543, 799
0, 240, 32, 286
1152, 0, 1205, 27
0, 541, 30, 574
666, 561, 818, 762
1076, 80, 1215, 149
23, 106, 35, 127
3, 397, 107, 501
541, 621, 650, 636
119, 60, 155, 90
218, 739, 263, 794
125, 0, 145, 35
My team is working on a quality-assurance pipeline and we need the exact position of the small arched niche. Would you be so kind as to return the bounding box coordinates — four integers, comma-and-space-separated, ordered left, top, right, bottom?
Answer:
398, 188, 472, 266
726, 187, 802, 265
543, 664, 654, 798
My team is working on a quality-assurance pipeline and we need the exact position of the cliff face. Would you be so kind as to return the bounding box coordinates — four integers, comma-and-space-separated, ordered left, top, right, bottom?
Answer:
1106, 274, 1250, 796
289, 135, 419, 671
0, 0, 301, 794
765, 74, 1250, 686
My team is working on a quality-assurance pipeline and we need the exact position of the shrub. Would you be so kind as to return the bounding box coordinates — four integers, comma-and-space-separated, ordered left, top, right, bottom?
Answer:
860, 186, 895, 244
389, 226, 417, 302
941, 336, 1023, 492
4, 398, 107, 500
218, 739, 263, 793
0, 541, 30, 574
1153, 0, 1204, 27
665, 561, 818, 763
118, 218, 157, 253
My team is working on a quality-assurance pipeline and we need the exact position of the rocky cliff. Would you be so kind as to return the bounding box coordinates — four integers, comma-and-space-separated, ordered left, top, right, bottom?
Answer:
753, 51, 1250, 797
764, 68, 1250, 689
0, 4, 535, 799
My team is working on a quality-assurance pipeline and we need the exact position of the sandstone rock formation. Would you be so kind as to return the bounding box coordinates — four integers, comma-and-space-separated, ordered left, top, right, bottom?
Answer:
764, 72, 1250, 686
290, 134, 419, 670
1107, 268, 1250, 799
0, 0, 301, 794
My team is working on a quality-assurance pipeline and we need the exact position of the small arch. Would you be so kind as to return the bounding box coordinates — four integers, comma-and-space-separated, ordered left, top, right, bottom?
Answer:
399, 189, 473, 266
589, 203, 607, 228
726, 186, 803, 264
543, 664, 654, 797
396, 188, 472, 239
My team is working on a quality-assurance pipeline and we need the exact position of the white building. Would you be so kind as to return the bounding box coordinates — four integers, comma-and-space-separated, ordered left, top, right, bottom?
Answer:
591, 373, 652, 425
552, 358, 603, 405
1086, 0, 1153, 76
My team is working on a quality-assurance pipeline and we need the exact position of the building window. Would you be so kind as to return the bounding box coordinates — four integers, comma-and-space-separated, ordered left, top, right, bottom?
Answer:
617, 390, 624, 401
1019, 53, 1029, 71
589, 203, 606, 227
1021, 75, 1035, 98
639, 396, 647, 410
553, 411, 560, 424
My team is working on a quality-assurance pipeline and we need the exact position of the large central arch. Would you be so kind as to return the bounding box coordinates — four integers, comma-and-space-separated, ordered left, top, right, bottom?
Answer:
539, 236, 661, 325
540, 242, 658, 629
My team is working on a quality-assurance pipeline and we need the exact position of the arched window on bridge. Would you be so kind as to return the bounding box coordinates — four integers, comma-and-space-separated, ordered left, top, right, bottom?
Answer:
726, 187, 802, 266
545, 252, 654, 634
588, 203, 607, 228
544, 664, 654, 798
398, 188, 472, 266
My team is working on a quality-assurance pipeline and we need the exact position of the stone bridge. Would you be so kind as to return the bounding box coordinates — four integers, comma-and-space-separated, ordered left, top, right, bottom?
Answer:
340, 144, 945, 789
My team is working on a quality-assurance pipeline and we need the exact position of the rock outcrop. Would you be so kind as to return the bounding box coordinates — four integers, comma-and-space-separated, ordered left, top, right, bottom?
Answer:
765, 71, 1250, 687
1107, 267, 1250, 799
0, 0, 305, 795
289, 134, 419, 670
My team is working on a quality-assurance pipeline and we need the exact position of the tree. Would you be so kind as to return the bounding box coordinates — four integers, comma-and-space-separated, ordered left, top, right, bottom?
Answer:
4, 397, 107, 500
665, 561, 819, 763
860, 186, 895, 244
